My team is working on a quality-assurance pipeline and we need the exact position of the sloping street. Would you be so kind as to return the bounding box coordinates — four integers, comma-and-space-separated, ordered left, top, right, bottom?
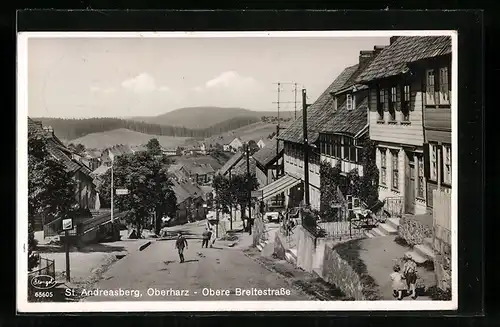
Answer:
81, 236, 309, 301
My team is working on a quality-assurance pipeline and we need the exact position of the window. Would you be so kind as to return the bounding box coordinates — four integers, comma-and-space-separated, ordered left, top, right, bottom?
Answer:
298, 148, 303, 168
430, 144, 438, 181
416, 155, 425, 199
439, 67, 450, 105
342, 137, 349, 160
328, 136, 333, 156
349, 138, 356, 162
389, 86, 397, 120
377, 88, 385, 120
443, 144, 452, 185
401, 84, 411, 121
391, 151, 399, 190
333, 97, 338, 110
380, 149, 387, 185
335, 135, 341, 158
426, 69, 436, 105
347, 94, 353, 110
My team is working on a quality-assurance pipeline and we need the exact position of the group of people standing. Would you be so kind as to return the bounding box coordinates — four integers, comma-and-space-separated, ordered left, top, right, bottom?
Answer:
390, 253, 419, 300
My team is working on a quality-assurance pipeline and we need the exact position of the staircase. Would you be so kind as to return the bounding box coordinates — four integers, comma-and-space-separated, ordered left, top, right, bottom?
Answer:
364, 217, 400, 238
404, 237, 436, 264
363, 216, 436, 264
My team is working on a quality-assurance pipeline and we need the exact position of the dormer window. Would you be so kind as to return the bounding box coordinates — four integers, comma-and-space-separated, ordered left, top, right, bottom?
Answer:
346, 94, 353, 110
333, 96, 338, 111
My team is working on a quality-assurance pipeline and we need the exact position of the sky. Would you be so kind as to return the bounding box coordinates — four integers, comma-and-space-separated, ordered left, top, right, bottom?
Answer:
27, 36, 390, 118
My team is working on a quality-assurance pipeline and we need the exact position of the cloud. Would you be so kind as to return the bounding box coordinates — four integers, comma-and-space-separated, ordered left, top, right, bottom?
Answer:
90, 86, 116, 94
121, 73, 168, 94
204, 71, 257, 89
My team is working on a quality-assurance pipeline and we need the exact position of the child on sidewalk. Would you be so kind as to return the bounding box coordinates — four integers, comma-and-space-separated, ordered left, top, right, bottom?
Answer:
390, 264, 406, 300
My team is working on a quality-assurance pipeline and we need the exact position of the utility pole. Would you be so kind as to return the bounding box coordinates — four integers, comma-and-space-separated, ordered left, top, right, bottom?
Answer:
294, 83, 298, 120
110, 156, 114, 223
302, 89, 310, 207
246, 143, 252, 235
65, 228, 70, 281
229, 169, 233, 231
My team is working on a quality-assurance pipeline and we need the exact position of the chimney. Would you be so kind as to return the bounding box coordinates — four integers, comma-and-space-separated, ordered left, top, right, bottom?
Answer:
373, 45, 387, 55
390, 36, 399, 45
359, 50, 375, 65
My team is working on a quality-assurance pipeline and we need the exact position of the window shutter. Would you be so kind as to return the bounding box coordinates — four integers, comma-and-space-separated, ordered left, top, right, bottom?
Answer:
423, 144, 430, 179
439, 145, 444, 185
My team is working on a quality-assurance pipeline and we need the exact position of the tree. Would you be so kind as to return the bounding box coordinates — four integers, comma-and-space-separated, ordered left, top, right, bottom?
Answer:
213, 174, 232, 216
229, 173, 259, 227
247, 140, 260, 155
97, 152, 176, 237
146, 138, 162, 156
28, 130, 77, 270
74, 143, 86, 154
319, 161, 345, 221
359, 140, 379, 207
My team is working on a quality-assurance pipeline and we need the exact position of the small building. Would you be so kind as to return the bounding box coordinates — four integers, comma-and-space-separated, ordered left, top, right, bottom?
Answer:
253, 137, 284, 187
223, 137, 243, 152
162, 147, 180, 157
257, 139, 266, 149
180, 162, 216, 185
171, 180, 206, 223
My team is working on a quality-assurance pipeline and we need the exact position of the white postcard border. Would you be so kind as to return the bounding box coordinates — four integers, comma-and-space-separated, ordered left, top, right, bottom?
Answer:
17, 30, 458, 313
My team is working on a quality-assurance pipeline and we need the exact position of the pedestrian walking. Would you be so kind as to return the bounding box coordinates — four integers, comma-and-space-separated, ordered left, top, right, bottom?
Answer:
403, 253, 418, 299
175, 233, 188, 263
390, 264, 406, 300
202, 228, 211, 248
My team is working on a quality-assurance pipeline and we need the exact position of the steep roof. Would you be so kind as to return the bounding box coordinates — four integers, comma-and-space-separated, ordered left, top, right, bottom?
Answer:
231, 156, 257, 176
357, 36, 452, 83
218, 152, 244, 175
319, 96, 368, 136
278, 64, 359, 145
28, 118, 92, 177
92, 164, 110, 176
252, 137, 284, 167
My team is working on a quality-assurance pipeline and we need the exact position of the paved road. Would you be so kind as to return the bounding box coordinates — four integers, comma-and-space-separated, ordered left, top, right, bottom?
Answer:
81, 237, 308, 301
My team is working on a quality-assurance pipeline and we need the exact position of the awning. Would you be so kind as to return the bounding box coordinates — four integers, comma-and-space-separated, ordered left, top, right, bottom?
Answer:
259, 174, 302, 202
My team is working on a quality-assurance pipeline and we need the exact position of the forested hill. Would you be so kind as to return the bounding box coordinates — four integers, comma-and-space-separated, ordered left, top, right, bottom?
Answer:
34, 116, 261, 141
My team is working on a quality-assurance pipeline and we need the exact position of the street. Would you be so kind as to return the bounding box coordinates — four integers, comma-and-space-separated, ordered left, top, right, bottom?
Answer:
81, 223, 309, 301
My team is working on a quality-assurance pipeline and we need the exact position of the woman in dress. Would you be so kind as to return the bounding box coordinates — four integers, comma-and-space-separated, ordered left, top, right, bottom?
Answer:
403, 253, 418, 299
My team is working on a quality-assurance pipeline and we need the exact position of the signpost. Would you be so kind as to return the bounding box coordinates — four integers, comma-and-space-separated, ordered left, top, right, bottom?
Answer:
116, 188, 129, 195
251, 190, 263, 198
62, 218, 73, 282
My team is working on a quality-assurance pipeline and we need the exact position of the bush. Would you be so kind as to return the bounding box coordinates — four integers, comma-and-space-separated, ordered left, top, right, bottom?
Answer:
398, 216, 432, 246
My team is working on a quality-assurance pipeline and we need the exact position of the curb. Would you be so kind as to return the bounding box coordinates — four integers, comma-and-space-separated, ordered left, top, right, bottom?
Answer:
139, 241, 152, 251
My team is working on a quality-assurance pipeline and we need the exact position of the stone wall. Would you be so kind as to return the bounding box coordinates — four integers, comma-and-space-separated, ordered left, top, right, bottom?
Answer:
434, 253, 451, 291
273, 231, 287, 260
321, 242, 365, 300
296, 226, 316, 272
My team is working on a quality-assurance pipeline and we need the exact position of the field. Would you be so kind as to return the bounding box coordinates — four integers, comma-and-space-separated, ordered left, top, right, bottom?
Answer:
70, 128, 190, 149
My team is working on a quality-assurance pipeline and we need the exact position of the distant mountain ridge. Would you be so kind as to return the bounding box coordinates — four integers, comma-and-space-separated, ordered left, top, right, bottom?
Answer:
130, 106, 295, 129
34, 106, 295, 141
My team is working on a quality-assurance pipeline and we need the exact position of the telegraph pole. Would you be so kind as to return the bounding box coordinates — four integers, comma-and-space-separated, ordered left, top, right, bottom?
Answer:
294, 83, 298, 120
272, 82, 297, 180
246, 143, 252, 235
110, 156, 114, 223
302, 89, 310, 207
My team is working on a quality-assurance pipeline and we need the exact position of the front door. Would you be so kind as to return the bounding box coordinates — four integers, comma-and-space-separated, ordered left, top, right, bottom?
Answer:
405, 151, 416, 214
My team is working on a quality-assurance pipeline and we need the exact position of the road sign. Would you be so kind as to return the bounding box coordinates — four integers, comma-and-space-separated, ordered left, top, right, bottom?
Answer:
116, 188, 129, 195
251, 190, 263, 198
62, 218, 73, 231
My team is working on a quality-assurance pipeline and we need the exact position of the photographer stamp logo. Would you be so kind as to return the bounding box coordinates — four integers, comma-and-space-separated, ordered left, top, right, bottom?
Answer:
30, 275, 57, 290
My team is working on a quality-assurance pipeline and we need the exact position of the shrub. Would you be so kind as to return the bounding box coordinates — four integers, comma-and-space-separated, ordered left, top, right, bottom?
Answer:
398, 216, 432, 246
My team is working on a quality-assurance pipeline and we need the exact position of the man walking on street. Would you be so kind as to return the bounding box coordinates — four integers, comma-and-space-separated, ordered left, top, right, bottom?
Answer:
175, 233, 188, 263
202, 228, 211, 248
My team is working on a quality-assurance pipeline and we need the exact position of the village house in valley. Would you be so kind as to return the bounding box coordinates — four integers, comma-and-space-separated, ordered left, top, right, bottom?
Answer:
257, 139, 266, 149
224, 137, 243, 152
356, 36, 451, 216
252, 137, 284, 188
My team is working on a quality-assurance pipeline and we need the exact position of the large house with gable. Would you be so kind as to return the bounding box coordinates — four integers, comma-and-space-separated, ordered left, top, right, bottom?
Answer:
28, 118, 98, 227
356, 36, 452, 215
272, 63, 363, 210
